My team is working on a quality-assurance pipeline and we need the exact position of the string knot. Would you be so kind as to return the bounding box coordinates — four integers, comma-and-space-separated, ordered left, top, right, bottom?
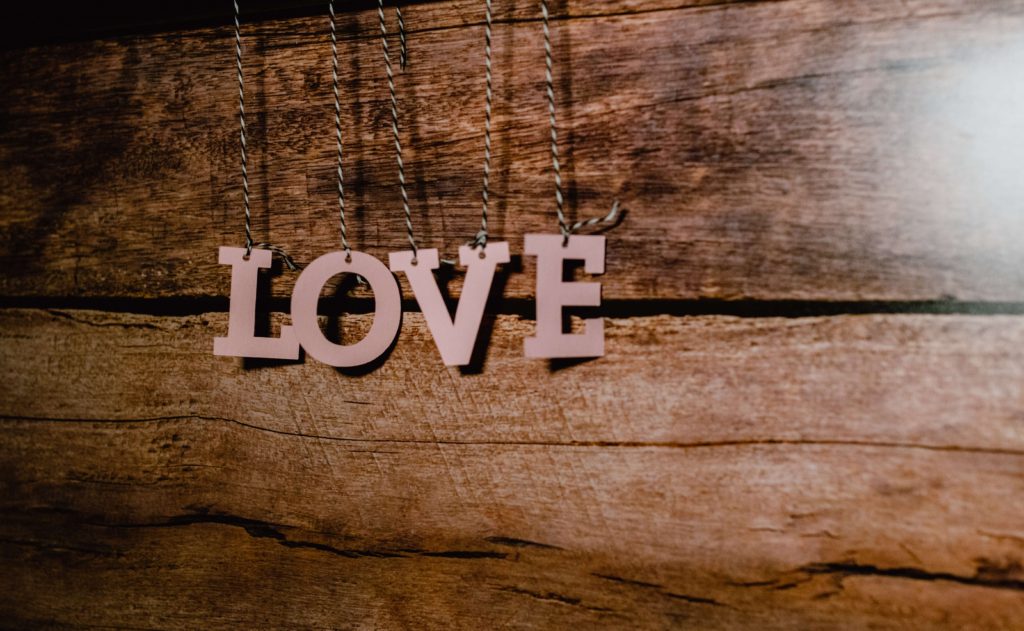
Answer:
468, 229, 488, 250
542, 0, 623, 245
249, 243, 301, 271
560, 200, 621, 244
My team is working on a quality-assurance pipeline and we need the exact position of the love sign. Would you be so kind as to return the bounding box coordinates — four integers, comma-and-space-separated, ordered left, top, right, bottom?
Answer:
219, 1, 619, 370
213, 234, 607, 367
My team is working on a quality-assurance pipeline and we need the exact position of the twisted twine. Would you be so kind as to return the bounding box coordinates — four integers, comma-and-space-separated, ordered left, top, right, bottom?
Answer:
379, 0, 417, 261
540, 0, 619, 244
234, 0, 299, 270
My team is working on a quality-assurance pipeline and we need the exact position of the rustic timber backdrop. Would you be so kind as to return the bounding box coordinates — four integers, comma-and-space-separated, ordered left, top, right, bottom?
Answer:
2, 0, 1024, 628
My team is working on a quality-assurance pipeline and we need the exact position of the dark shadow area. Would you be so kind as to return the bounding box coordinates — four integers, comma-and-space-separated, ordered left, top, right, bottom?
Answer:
0, 0, 442, 50
242, 353, 304, 369
321, 272, 401, 377
561, 258, 586, 285
547, 355, 600, 372
243, 258, 305, 369
0, 40, 142, 285
9, 294, 1024, 320
320, 273, 371, 346
457, 254, 523, 375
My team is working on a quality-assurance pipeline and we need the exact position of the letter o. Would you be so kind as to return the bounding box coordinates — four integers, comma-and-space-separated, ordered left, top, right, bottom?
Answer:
291, 251, 402, 367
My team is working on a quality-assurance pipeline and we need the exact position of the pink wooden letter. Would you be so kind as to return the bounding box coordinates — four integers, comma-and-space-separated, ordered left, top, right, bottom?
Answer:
213, 246, 300, 360
390, 242, 510, 366
291, 250, 402, 367
524, 234, 606, 358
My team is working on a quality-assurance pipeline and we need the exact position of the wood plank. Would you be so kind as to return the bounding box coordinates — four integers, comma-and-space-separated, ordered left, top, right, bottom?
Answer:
2, 308, 1023, 450
3, 0, 1024, 301
1, 447, 1022, 629
0, 308, 1022, 627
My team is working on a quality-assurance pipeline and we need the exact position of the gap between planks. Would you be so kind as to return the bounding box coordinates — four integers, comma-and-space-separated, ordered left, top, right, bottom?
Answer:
2, 296, 1024, 319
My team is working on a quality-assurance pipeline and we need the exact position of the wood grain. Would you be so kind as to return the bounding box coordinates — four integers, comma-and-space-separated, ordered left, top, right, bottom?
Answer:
1, 308, 1022, 628
4, 0, 1024, 627
3, 0, 1024, 301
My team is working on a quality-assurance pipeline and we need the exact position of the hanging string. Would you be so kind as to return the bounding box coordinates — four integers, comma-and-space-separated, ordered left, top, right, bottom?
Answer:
540, 0, 619, 245
379, 0, 418, 262
234, 0, 299, 270
328, 0, 351, 259
468, 0, 494, 250
235, 0, 252, 253
396, 6, 408, 71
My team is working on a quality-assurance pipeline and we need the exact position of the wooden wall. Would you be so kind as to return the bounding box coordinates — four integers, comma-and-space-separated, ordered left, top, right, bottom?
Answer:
2, 0, 1023, 627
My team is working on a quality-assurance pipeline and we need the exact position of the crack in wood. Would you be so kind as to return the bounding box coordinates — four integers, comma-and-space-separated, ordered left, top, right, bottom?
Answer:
77, 512, 509, 562
593, 573, 730, 608
800, 561, 1024, 592
485, 536, 563, 550
495, 585, 615, 614
3, 413, 1022, 457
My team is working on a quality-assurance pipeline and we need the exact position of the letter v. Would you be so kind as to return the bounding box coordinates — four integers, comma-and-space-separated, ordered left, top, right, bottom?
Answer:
390, 242, 510, 366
